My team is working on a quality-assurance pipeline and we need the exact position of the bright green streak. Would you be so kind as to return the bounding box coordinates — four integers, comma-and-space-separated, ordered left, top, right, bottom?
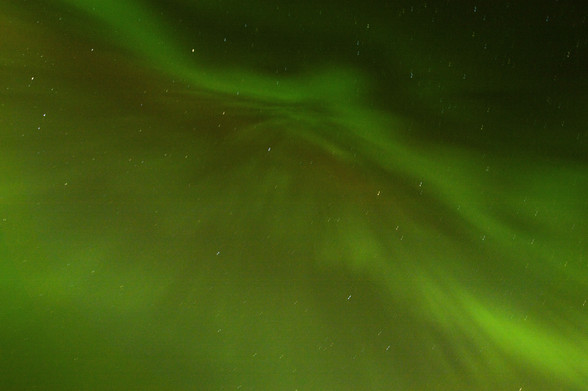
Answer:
60, 0, 363, 104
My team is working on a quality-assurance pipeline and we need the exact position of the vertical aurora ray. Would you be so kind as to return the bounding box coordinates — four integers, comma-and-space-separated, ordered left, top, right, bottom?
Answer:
2, 1, 587, 390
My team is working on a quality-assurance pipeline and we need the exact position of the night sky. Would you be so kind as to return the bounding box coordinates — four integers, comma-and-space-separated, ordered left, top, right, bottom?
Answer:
1, 1, 587, 390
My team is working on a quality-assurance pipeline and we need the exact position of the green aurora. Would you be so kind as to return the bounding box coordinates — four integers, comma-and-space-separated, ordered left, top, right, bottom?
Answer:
1, 1, 587, 390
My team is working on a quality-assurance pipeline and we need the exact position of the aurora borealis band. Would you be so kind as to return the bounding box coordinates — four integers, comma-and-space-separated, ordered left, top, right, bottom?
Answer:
1, 0, 587, 389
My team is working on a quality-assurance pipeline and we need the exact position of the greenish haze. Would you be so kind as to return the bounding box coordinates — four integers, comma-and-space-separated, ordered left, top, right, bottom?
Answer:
1, 1, 587, 390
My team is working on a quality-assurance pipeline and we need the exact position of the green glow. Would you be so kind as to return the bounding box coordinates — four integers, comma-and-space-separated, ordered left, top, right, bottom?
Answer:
2, 1, 587, 390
